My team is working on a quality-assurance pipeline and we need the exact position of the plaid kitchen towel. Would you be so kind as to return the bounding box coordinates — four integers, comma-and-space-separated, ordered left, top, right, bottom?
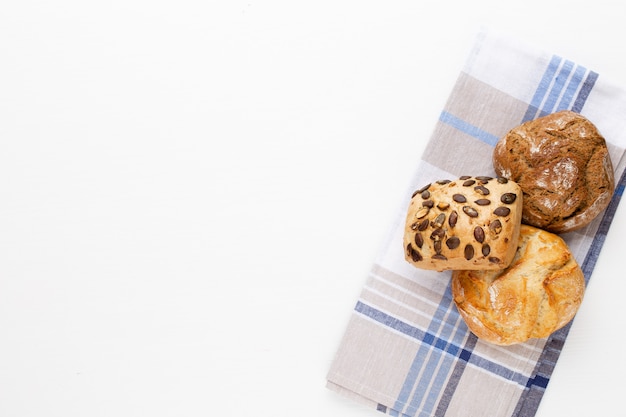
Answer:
326, 30, 626, 417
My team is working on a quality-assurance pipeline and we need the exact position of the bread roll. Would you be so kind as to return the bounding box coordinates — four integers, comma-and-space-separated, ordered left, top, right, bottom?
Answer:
451, 225, 585, 346
403, 176, 523, 271
493, 110, 614, 233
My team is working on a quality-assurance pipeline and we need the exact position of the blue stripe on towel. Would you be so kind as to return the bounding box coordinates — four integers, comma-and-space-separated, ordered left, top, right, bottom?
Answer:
556, 65, 587, 111
572, 70, 598, 113
539, 59, 574, 117
522, 55, 562, 122
523, 56, 598, 121
439, 111, 500, 146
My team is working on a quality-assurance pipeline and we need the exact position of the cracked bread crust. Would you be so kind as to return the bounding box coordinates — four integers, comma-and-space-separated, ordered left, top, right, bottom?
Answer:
451, 225, 585, 346
493, 110, 614, 233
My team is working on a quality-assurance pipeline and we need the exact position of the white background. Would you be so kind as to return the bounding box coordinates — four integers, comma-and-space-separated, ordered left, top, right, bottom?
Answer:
1, 1, 624, 416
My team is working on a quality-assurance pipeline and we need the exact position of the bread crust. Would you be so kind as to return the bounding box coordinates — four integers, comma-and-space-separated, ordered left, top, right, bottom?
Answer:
493, 110, 614, 233
451, 225, 585, 346
403, 176, 522, 271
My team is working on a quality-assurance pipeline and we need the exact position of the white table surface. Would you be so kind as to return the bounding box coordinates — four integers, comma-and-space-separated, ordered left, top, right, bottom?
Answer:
1, 1, 625, 416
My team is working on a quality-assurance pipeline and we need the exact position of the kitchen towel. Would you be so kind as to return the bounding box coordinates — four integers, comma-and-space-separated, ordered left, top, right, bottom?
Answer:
326, 30, 626, 417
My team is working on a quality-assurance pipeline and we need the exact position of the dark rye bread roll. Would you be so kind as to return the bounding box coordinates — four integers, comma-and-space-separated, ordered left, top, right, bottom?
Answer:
451, 225, 585, 346
493, 110, 614, 233
403, 176, 523, 271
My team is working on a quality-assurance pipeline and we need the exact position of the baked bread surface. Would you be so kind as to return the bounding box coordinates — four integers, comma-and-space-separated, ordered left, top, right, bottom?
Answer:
451, 225, 585, 346
403, 176, 522, 271
493, 110, 614, 233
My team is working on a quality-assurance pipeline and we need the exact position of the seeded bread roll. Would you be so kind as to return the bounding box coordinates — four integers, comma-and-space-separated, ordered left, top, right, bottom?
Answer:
451, 225, 585, 346
493, 110, 614, 233
403, 176, 523, 271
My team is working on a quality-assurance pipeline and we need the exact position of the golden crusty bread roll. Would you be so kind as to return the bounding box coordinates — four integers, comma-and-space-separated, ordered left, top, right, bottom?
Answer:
451, 224, 585, 346
404, 176, 523, 271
